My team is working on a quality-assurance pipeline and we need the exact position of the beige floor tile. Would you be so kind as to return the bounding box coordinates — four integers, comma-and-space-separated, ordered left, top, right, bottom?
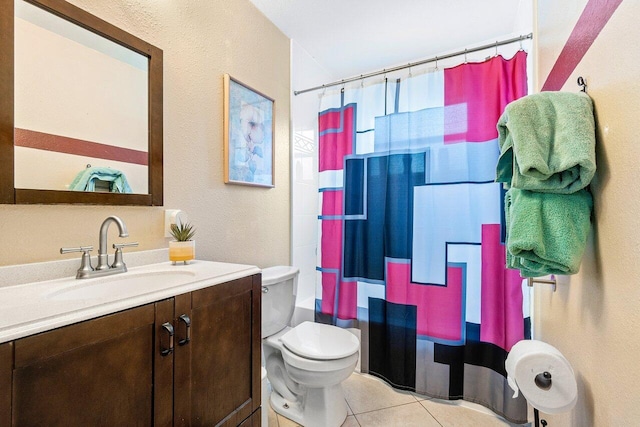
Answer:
342, 415, 360, 427
355, 402, 440, 427
343, 373, 417, 414
276, 413, 302, 427
411, 391, 432, 402
268, 404, 279, 426
420, 399, 526, 427
275, 412, 357, 427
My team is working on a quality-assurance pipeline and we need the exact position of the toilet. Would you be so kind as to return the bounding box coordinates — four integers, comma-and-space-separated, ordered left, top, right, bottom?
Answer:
261, 266, 359, 427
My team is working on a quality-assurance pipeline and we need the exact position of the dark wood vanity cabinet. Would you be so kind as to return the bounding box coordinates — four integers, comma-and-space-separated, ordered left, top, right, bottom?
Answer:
1, 274, 261, 427
175, 274, 262, 426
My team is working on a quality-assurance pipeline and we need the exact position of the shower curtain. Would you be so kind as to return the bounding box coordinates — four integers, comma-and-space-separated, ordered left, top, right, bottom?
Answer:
315, 51, 530, 423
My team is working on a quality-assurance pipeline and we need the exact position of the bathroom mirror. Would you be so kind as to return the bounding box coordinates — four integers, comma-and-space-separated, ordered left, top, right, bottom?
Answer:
0, 0, 163, 205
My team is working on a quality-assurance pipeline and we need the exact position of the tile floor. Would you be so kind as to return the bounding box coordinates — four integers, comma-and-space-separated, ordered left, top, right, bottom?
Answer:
267, 372, 530, 427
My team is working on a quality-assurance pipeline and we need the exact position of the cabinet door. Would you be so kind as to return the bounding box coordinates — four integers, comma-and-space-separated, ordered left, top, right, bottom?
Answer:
154, 298, 176, 426
173, 292, 193, 427
11, 302, 171, 427
237, 408, 261, 427
0, 342, 12, 427
181, 274, 261, 426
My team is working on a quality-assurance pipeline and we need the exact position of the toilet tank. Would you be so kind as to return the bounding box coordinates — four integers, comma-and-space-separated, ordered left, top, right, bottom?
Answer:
261, 266, 299, 338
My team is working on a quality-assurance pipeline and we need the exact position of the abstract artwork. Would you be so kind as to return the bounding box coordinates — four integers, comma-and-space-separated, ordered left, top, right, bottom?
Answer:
224, 74, 274, 187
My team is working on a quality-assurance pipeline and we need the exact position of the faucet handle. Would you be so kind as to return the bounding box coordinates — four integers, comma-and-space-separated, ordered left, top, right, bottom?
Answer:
112, 242, 139, 250
60, 245, 94, 254
60, 246, 94, 278
112, 242, 138, 269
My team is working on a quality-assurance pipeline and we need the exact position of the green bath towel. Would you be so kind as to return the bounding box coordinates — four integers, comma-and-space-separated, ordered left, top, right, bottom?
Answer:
496, 92, 596, 194
505, 187, 593, 277
69, 166, 133, 193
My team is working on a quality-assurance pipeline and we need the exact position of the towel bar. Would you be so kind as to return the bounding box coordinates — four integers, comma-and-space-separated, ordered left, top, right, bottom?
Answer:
526, 276, 557, 292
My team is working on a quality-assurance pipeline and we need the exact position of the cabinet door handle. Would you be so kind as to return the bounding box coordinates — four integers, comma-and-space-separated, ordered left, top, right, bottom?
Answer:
177, 314, 191, 346
160, 322, 174, 356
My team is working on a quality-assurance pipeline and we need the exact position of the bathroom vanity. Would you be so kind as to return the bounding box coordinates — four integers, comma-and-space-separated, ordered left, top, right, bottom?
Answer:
0, 260, 262, 426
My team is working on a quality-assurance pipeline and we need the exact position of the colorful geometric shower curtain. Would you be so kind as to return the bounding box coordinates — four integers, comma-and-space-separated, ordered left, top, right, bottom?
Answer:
315, 51, 530, 423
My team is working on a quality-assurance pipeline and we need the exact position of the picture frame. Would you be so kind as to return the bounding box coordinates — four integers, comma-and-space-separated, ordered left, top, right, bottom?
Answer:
223, 74, 275, 187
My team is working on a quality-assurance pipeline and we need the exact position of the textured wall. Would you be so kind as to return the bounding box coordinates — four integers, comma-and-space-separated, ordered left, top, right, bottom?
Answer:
0, 0, 291, 268
535, 0, 640, 425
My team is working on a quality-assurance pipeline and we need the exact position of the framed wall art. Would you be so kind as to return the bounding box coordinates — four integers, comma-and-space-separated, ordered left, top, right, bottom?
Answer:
223, 74, 275, 187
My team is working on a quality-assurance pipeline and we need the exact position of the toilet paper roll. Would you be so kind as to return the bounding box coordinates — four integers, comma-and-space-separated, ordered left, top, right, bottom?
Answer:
505, 340, 577, 414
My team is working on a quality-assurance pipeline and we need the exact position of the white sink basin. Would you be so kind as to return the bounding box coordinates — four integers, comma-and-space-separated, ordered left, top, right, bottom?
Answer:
47, 270, 197, 301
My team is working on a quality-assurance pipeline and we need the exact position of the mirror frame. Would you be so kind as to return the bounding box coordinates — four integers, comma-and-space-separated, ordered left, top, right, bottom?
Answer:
0, 0, 163, 205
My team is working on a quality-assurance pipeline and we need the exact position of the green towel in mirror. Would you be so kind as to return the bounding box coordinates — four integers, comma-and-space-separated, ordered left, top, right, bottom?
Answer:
69, 166, 133, 193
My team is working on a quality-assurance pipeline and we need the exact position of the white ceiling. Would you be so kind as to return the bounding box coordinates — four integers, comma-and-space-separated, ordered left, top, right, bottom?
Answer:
250, 0, 531, 80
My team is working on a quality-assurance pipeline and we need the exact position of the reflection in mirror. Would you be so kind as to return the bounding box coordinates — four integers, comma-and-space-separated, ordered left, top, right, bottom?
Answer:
14, 0, 149, 194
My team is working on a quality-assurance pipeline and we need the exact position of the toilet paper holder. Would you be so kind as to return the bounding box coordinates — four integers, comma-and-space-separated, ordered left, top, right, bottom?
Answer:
526, 275, 557, 292
534, 371, 552, 390
506, 340, 577, 427
532, 371, 553, 427
533, 371, 552, 427
534, 408, 548, 427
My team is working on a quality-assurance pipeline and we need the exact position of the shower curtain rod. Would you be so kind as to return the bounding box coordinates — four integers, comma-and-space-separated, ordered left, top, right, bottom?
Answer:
293, 32, 533, 96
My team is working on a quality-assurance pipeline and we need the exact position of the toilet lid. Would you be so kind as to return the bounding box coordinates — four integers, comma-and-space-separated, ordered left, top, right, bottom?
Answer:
281, 321, 359, 360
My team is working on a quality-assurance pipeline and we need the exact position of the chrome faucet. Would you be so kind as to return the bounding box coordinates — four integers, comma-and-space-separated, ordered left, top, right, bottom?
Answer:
96, 215, 128, 270
60, 215, 138, 279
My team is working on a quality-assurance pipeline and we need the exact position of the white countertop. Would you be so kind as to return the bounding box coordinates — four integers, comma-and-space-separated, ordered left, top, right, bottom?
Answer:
0, 260, 261, 343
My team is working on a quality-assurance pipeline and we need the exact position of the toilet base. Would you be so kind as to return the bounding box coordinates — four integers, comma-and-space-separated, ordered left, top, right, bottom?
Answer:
270, 383, 348, 427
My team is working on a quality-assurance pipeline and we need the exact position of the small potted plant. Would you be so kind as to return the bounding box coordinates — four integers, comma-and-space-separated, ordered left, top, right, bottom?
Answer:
169, 222, 196, 264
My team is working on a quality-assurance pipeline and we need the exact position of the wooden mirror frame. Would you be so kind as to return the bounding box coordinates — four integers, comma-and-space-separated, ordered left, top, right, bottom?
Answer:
0, 0, 163, 205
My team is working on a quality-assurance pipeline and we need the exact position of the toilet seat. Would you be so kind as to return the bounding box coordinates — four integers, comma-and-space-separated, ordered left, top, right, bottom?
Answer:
280, 344, 359, 373
281, 321, 359, 360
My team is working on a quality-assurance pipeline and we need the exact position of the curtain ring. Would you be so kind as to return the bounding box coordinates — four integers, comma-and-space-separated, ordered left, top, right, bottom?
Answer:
318, 87, 326, 110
